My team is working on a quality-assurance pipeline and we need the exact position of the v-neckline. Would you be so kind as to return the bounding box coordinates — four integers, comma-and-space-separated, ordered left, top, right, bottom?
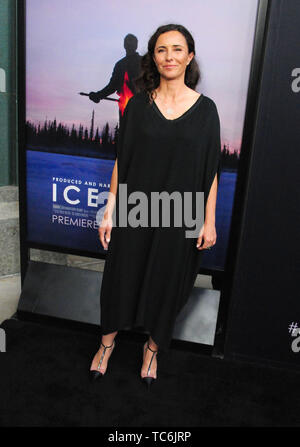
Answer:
152, 93, 204, 122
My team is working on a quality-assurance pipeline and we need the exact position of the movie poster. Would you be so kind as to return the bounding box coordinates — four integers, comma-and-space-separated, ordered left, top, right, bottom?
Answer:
26, 0, 259, 268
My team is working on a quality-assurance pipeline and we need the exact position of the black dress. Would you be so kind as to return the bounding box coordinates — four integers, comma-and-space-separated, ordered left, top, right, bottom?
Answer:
100, 90, 222, 352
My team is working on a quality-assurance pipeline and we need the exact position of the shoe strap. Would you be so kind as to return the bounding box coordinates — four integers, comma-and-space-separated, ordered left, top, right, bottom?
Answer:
147, 352, 157, 376
97, 340, 114, 371
146, 341, 157, 377
101, 340, 114, 349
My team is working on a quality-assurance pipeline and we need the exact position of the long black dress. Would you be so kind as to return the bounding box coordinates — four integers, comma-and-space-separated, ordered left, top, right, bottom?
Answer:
100, 90, 221, 352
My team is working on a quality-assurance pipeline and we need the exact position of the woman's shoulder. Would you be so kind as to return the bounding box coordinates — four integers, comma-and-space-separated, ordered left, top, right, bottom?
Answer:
124, 91, 148, 115
201, 94, 218, 111
128, 90, 148, 105
200, 94, 220, 124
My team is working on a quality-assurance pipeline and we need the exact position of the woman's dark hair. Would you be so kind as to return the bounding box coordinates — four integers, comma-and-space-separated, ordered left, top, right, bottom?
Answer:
134, 24, 201, 104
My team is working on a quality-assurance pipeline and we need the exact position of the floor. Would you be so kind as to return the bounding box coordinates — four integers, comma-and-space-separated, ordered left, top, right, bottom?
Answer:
0, 271, 212, 325
2, 314, 300, 427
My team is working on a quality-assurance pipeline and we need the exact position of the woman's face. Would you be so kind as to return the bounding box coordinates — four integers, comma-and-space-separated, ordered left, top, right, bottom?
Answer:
153, 30, 194, 81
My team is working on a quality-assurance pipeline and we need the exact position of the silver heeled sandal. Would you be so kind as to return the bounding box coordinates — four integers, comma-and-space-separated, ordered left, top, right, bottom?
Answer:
141, 340, 158, 389
90, 339, 115, 381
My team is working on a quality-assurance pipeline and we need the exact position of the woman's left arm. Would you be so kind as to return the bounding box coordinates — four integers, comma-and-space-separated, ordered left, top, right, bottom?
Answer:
196, 173, 218, 250
196, 100, 221, 250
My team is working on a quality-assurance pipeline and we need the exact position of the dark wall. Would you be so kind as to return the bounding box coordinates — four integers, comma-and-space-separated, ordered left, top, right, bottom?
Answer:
224, 0, 300, 369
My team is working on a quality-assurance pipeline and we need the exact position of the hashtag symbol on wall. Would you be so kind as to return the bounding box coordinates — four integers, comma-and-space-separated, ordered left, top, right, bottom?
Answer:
288, 322, 299, 336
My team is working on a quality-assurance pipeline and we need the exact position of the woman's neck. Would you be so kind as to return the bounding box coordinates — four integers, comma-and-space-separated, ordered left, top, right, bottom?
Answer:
155, 79, 190, 102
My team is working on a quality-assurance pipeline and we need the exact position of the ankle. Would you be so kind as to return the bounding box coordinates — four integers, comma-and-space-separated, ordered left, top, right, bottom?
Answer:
102, 331, 117, 347
148, 337, 158, 352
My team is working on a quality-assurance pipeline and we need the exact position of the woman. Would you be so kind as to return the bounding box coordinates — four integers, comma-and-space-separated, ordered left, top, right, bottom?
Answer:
90, 24, 221, 388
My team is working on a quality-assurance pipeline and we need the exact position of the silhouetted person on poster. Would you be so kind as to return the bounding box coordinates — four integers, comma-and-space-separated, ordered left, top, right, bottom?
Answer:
89, 34, 142, 122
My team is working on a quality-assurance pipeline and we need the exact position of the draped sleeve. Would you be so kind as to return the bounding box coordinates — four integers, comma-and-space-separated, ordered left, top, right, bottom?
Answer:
116, 96, 134, 165
202, 101, 222, 215
115, 95, 136, 226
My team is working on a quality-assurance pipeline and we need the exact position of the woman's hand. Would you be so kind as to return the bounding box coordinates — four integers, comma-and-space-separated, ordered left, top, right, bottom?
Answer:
98, 210, 113, 250
196, 222, 217, 250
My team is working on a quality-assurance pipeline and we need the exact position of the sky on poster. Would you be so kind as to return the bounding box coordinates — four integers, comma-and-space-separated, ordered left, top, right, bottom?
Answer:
26, 0, 258, 154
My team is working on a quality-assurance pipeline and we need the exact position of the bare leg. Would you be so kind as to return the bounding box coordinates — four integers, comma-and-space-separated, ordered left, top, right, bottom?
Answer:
102, 331, 118, 346
141, 335, 158, 379
90, 331, 118, 374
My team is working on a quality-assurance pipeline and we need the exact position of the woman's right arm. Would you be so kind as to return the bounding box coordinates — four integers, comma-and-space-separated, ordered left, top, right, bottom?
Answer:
98, 158, 118, 250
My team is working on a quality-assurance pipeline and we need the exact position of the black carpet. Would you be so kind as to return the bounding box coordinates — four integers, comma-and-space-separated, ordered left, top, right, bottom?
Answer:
1, 317, 300, 427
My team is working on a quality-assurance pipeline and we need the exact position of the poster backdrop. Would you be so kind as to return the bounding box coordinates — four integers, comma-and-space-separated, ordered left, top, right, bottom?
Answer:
26, 0, 259, 269
224, 0, 300, 369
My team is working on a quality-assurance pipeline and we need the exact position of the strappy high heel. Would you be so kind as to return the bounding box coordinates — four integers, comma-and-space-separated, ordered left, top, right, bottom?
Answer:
141, 340, 158, 389
90, 339, 115, 381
